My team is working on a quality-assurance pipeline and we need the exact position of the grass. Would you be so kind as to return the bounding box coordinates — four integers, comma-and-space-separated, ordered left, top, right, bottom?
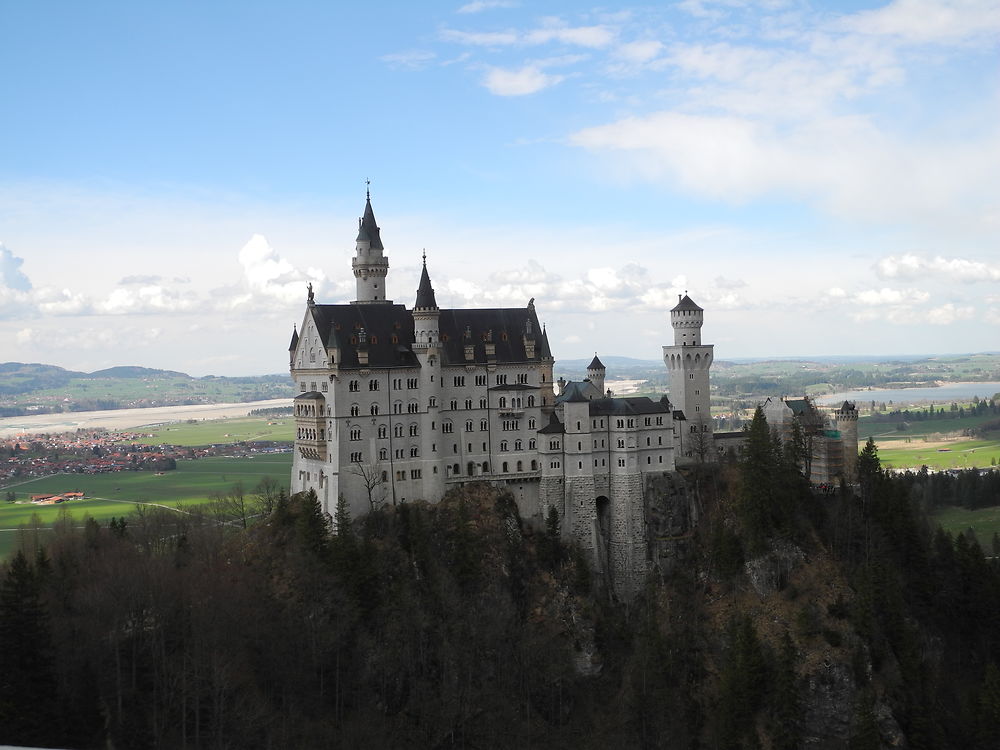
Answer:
859, 412, 999, 439
132, 416, 294, 446
931, 505, 1000, 552
878, 438, 1000, 471
0, 453, 293, 559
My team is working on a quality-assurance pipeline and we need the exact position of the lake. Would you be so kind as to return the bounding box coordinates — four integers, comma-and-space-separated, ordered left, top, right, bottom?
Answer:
817, 382, 1000, 406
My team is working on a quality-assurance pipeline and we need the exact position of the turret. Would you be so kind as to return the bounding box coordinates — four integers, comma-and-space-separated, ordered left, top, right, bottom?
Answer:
352, 189, 390, 304
836, 401, 860, 481
412, 252, 440, 348
587, 354, 606, 395
671, 293, 703, 346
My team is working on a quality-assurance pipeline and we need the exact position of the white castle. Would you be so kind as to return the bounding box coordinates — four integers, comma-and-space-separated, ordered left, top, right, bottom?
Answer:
287, 193, 853, 596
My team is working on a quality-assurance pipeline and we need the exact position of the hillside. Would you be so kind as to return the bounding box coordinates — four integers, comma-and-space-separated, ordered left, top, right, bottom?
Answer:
3, 438, 999, 748
0, 362, 293, 416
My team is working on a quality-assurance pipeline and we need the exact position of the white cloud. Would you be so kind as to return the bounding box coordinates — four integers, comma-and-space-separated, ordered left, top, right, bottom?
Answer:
442, 21, 614, 49
441, 28, 520, 46
714, 275, 746, 289
926, 303, 976, 324
0, 243, 31, 292
875, 253, 1000, 282
380, 50, 437, 70
853, 287, 929, 306
457, 0, 517, 13
15, 327, 33, 345
613, 40, 664, 63
235, 234, 317, 308
840, 0, 1000, 44
483, 65, 564, 95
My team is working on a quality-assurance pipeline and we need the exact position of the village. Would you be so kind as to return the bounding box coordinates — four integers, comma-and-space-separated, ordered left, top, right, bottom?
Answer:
0, 427, 288, 485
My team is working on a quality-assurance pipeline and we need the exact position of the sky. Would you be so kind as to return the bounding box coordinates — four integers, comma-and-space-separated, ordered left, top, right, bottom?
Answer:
0, 0, 998, 376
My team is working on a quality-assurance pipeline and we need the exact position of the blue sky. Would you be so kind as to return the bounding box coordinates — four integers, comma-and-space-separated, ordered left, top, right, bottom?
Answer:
1, 0, 997, 375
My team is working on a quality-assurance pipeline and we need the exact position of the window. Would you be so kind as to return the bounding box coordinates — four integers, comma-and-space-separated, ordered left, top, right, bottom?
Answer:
393, 424, 404, 438
689, 374, 695, 380
529, 439, 536, 449
514, 440, 522, 450
517, 373, 528, 384
465, 398, 473, 410
617, 419, 624, 428
410, 469, 421, 479
480, 419, 488, 431
349, 380, 359, 392
528, 418, 535, 429
502, 462, 509, 473
379, 448, 388, 460
617, 439, 625, 448
450, 400, 458, 410
377, 425, 387, 439
396, 470, 406, 481
695, 389, 700, 395
656, 417, 663, 426
695, 405, 700, 412
369, 380, 379, 391
408, 402, 419, 413
495, 374, 507, 385
370, 404, 379, 416
407, 377, 418, 389
499, 397, 507, 408
453, 376, 465, 387
645, 417, 651, 426
409, 424, 419, 436
350, 451, 363, 463
530, 460, 537, 470
453, 463, 460, 475
618, 458, 626, 467
549, 440, 560, 450
480, 398, 488, 408
442, 422, 454, 433
321, 382, 328, 392
475, 375, 487, 386
517, 460, 523, 471
690, 426, 697, 433
646, 437, 651, 446
500, 441, 508, 452
410, 447, 419, 457
350, 404, 360, 417
429, 396, 437, 407
300, 382, 306, 392
395, 449, 404, 459
350, 429, 361, 441
392, 378, 402, 390
465, 420, 474, 432
393, 401, 403, 414
527, 395, 535, 407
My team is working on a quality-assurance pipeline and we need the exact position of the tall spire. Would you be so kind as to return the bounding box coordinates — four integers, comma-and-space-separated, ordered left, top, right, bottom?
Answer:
415, 250, 438, 309
356, 192, 383, 250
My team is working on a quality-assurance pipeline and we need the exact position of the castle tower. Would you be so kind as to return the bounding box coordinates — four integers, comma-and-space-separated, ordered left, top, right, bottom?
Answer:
412, 253, 445, 499
352, 189, 390, 304
663, 294, 715, 462
587, 354, 606, 395
836, 401, 859, 482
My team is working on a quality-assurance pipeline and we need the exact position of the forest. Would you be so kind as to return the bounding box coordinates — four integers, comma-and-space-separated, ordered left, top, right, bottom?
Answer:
2, 408, 1000, 749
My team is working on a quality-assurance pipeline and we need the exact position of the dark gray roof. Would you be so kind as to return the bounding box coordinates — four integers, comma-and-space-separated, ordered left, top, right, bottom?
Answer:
588, 354, 605, 370
838, 400, 857, 413
310, 303, 419, 369
415, 259, 437, 309
555, 380, 601, 403
288, 328, 299, 352
538, 413, 564, 434
671, 294, 703, 312
295, 391, 325, 401
356, 196, 383, 250
437, 307, 552, 365
588, 396, 672, 417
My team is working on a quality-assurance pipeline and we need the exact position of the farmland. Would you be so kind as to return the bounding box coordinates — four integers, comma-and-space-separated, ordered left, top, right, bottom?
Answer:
0, 453, 292, 559
134, 416, 294, 446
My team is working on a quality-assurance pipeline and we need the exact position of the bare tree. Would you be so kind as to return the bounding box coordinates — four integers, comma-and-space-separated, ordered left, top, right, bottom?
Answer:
348, 460, 388, 511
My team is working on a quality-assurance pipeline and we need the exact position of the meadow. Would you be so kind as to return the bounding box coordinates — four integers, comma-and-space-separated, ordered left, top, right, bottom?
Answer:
0, 453, 292, 559
931, 505, 1000, 552
134, 416, 294, 445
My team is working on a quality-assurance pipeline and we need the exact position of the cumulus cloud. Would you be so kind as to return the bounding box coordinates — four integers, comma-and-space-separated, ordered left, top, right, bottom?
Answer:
714, 275, 746, 289
875, 253, 1000, 282
484, 65, 564, 95
98, 285, 198, 315
0, 243, 32, 292
613, 40, 664, 63
235, 234, 317, 307
926, 303, 976, 325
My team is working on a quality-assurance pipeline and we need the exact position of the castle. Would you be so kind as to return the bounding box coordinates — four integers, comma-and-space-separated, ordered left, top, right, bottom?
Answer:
288, 193, 854, 597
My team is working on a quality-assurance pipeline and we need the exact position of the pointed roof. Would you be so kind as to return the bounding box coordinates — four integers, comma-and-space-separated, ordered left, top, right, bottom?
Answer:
356, 194, 383, 250
588, 353, 605, 370
288, 327, 299, 351
415, 253, 438, 309
672, 294, 703, 312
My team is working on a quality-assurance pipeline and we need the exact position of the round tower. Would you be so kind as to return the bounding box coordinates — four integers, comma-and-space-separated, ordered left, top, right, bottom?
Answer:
662, 293, 714, 463
587, 353, 606, 395
352, 188, 390, 304
836, 401, 859, 482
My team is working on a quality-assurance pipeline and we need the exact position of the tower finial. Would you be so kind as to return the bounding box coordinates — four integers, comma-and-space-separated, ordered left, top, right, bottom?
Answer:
422, 248, 427, 266
365, 178, 371, 201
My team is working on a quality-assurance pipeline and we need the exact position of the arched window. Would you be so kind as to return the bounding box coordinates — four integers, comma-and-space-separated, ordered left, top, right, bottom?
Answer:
350, 404, 360, 417
502, 462, 509, 473
516, 460, 523, 472
370, 403, 379, 415
527, 395, 535, 407
500, 441, 509, 452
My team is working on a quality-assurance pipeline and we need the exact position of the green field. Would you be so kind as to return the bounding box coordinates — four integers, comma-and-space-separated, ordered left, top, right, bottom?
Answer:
932, 505, 1000, 552
877, 438, 1000, 471
133, 416, 294, 446
0, 453, 292, 559
860, 412, 999, 440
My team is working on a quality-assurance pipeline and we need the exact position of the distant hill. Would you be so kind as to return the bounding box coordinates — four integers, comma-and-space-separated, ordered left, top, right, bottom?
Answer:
0, 362, 294, 414
87, 366, 189, 379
